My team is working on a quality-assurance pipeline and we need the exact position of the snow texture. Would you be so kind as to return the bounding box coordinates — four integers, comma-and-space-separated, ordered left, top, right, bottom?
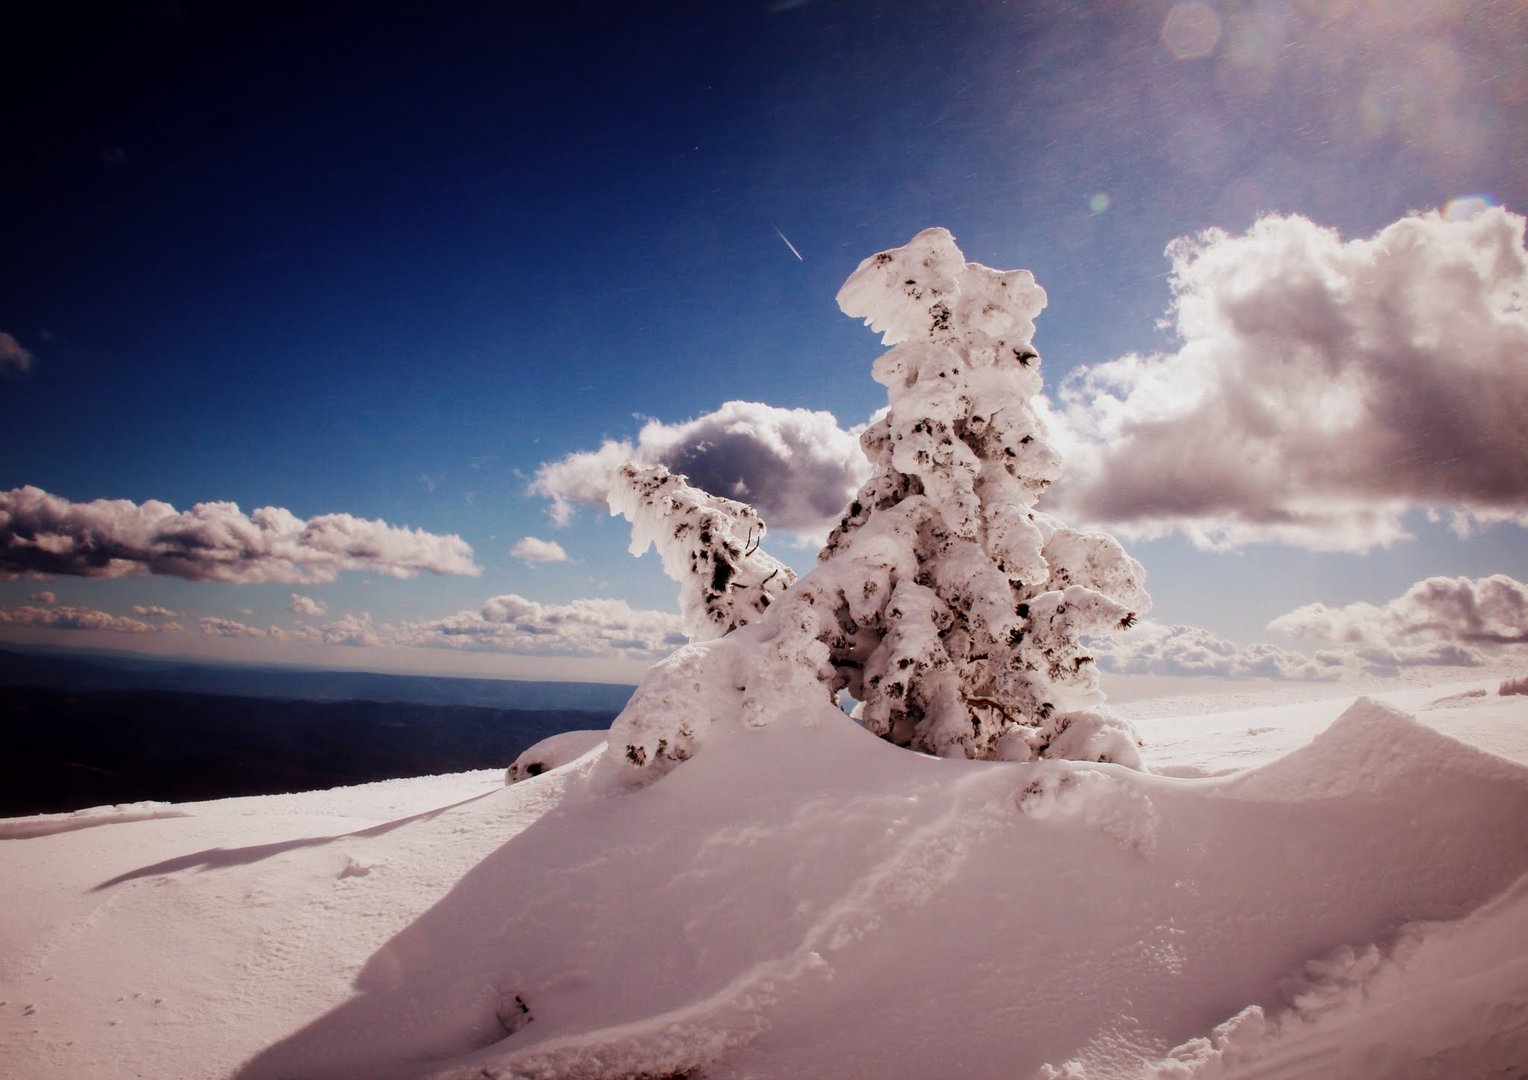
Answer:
505, 730, 608, 785
5, 680, 1524, 1080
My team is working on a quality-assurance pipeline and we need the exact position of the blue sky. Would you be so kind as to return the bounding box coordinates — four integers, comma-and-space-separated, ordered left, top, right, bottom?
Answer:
2, 1, 1526, 685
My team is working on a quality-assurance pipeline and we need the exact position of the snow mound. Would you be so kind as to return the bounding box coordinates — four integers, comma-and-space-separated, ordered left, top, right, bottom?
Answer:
505, 731, 608, 784
1223, 696, 1527, 801
1141, 870, 1528, 1078
210, 692, 1528, 1080
0, 802, 189, 840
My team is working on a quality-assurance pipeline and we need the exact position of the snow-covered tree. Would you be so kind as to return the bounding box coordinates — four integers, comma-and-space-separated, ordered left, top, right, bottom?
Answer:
599, 228, 1150, 784
608, 463, 796, 641
807, 228, 1150, 763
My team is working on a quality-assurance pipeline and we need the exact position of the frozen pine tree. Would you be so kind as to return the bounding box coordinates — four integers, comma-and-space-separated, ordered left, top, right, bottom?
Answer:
608, 462, 796, 642
815, 227, 1151, 764
599, 228, 1151, 785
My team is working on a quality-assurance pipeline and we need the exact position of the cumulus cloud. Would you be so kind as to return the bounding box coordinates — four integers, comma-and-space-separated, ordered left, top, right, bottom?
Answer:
198, 615, 274, 639
0, 332, 34, 376
511, 537, 569, 564
289, 593, 329, 618
309, 612, 384, 648
0, 486, 480, 584
1271, 574, 1528, 672
132, 604, 179, 618
1043, 208, 1528, 551
402, 593, 686, 660
223, 612, 384, 648
531, 400, 869, 536
0, 602, 164, 635
1089, 620, 1349, 681
30, 591, 56, 604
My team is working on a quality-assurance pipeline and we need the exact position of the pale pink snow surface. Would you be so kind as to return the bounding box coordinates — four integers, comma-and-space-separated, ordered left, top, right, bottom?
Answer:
2, 676, 1527, 1079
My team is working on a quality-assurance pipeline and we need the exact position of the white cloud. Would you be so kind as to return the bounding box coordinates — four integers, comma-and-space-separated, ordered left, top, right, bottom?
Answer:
198, 615, 273, 639
289, 593, 329, 618
1271, 574, 1528, 672
132, 604, 179, 618
310, 612, 384, 648
1043, 208, 1528, 552
30, 590, 56, 604
531, 400, 869, 536
1089, 620, 1349, 681
402, 593, 686, 660
0, 486, 481, 584
511, 537, 569, 564
0, 332, 34, 376
0, 602, 165, 635
1096, 577, 1528, 683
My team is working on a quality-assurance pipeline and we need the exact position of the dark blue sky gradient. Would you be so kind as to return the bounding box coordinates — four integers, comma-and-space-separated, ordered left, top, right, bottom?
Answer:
3, 0, 1524, 675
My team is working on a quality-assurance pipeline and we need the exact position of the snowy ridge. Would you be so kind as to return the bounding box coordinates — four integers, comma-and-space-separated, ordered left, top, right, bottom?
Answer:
3, 684, 1527, 1078
213, 688, 1523, 1079
1139, 870, 1528, 1079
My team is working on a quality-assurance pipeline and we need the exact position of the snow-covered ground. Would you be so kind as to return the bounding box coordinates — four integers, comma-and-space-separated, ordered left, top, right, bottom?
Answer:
3, 674, 1527, 1079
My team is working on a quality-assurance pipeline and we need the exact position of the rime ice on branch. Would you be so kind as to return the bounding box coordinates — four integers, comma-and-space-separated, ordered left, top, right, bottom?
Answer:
600, 228, 1150, 783
609, 463, 796, 642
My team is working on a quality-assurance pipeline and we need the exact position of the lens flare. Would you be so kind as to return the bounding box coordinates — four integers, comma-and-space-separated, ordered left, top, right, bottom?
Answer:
1444, 195, 1497, 221
1162, 3, 1222, 60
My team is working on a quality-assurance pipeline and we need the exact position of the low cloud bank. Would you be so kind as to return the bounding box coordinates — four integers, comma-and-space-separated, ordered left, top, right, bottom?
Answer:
531, 401, 868, 537
1094, 574, 1528, 682
1271, 574, 1528, 672
1043, 208, 1528, 552
1090, 620, 1349, 681
403, 594, 686, 660
0, 602, 173, 635
0, 486, 480, 584
0, 590, 684, 663
256, 597, 686, 659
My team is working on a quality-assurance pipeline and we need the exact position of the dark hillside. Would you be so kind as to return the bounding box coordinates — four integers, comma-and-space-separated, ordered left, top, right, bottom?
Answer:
0, 686, 614, 816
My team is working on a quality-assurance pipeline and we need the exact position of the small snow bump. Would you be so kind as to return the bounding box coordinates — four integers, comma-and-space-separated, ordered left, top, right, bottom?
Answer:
339, 857, 373, 880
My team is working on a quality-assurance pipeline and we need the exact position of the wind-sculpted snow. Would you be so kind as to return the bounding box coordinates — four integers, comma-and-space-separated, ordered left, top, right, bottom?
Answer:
505, 730, 607, 784
1134, 872, 1528, 1078
4, 683, 1527, 1078
202, 689, 1528, 1080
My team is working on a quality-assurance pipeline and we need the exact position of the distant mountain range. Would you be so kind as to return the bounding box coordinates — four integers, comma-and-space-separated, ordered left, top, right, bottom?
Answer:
0, 647, 637, 817
0, 646, 636, 711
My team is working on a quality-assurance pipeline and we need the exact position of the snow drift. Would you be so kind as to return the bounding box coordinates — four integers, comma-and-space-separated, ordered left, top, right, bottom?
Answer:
7, 683, 1523, 1079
